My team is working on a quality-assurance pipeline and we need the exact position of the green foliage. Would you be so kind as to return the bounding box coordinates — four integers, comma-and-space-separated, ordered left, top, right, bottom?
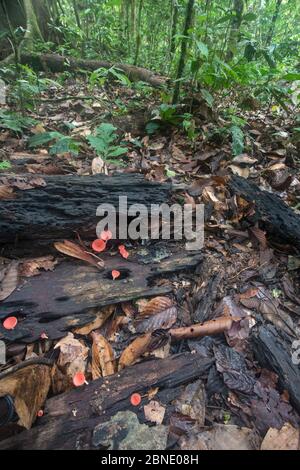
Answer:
0, 160, 12, 170
87, 123, 128, 165
28, 132, 80, 156
230, 125, 244, 156
89, 66, 131, 89
0, 110, 37, 133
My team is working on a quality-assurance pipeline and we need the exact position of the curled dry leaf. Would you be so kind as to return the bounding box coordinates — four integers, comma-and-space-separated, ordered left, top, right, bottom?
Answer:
118, 331, 167, 370
136, 306, 177, 333
19, 256, 58, 277
54, 240, 104, 269
0, 185, 16, 200
0, 260, 19, 301
0, 364, 51, 429
55, 333, 89, 387
73, 306, 115, 335
139, 296, 173, 316
91, 331, 115, 379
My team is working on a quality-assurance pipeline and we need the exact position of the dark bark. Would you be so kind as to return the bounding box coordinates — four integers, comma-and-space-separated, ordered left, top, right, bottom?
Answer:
252, 325, 300, 414
0, 352, 213, 449
228, 175, 300, 249
0, 252, 202, 342
0, 173, 171, 244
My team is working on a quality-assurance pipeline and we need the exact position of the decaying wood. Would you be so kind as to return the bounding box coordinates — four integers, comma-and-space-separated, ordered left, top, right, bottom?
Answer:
17, 53, 167, 88
0, 173, 171, 245
0, 363, 51, 430
0, 251, 202, 343
0, 352, 213, 450
252, 325, 300, 414
170, 316, 235, 341
228, 175, 300, 249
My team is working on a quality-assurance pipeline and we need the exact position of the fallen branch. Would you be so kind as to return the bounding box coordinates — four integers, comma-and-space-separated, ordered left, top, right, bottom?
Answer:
9, 52, 168, 88
170, 316, 235, 340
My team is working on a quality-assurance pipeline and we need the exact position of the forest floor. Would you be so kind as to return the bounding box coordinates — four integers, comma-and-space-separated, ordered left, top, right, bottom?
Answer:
0, 76, 300, 450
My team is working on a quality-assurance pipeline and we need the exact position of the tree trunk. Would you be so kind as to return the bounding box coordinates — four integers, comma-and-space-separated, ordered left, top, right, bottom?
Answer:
265, 0, 283, 46
169, 0, 179, 60
226, 0, 244, 61
172, 0, 195, 104
134, 0, 143, 65
0, 173, 171, 244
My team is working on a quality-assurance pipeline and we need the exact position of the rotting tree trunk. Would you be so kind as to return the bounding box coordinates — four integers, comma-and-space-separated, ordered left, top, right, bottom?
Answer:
227, 175, 300, 249
11, 52, 167, 87
0, 353, 213, 449
0, 173, 171, 244
252, 325, 300, 414
0, 252, 202, 342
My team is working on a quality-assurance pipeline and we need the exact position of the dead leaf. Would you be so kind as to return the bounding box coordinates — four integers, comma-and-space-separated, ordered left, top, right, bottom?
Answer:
73, 306, 114, 335
19, 256, 58, 277
232, 154, 257, 164
136, 306, 177, 333
92, 156, 108, 175
91, 331, 115, 379
174, 380, 206, 425
139, 296, 173, 316
144, 400, 166, 425
0, 261, 19, 301
261, 423, 299, 450
0, 364, 51, 429
55, 333, 88, 387
180, 424, 260, 450
54, 240, 104, 269
228, 164, 250, 178
0, 185, 16, 200
118, 332, 167, 370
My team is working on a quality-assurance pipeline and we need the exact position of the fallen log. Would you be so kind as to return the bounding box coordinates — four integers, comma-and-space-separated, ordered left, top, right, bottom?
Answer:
252, 325, 300, 414
16, 53, 167, 88
0, 173, 171, 244
228, 175, 300, 249
0, 352, 213, 449
0, 251, 202, 343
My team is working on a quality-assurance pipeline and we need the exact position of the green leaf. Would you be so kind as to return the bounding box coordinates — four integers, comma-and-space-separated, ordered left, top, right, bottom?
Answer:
87, 135, 108, 155
196, 41, 209, 58
243, 12, 257, 22
200, 89, 214, 107
108, 146, 128, 157
282, 73, 300, 82
146, 121, 160, 134
50, 137, 80, 156
231, 125, 244, 156
0, 160, 11, 170
28, 132, 61, 148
